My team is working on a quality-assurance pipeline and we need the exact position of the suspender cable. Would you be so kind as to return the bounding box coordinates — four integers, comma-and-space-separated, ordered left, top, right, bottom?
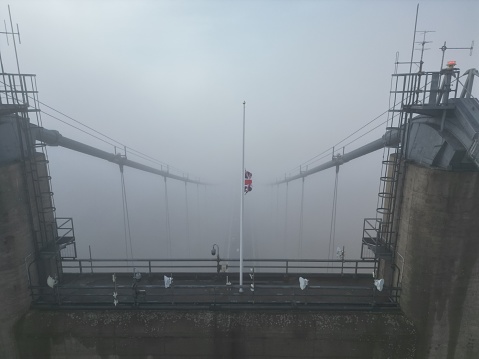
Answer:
328, 165, 340, 266
269, 185, 276, 247
299, 177, 305, 259
164, 177, 171, 257
196, 183, 201, 245
269, 185, 274, 232
184, 182, 190, 257
284, 182, 289, 254
275, 184, 280, 243
119, 164, 134, 266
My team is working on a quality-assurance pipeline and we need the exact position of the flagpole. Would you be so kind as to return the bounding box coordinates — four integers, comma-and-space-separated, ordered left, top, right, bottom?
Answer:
239, 101, 245, 293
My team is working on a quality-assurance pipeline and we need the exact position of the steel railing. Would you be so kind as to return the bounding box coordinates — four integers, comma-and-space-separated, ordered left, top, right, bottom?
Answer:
60, 257, 377, 276
29, 257, 400, 310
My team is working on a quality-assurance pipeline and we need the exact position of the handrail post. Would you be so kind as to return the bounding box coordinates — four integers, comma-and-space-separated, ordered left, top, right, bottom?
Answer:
149, 260, 151, 275
79, 260, 82, 274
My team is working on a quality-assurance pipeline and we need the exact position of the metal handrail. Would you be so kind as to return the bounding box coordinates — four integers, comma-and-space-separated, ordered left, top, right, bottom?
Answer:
24, 257, 391, 309
61, 257, 377, 276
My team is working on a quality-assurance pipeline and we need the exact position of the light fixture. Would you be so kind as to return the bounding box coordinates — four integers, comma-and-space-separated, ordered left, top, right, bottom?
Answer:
447, 60, 457, 68
299, 277, 309, 290
211, 244, 220, 273
133, 269, 142, 281
47, 275, 57, 289
374, 279, 384, 291
211, 244, 219, 257
164, 275, 173, 288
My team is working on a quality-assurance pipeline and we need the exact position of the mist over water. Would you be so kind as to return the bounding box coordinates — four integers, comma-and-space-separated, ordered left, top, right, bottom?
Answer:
48, 145, 383, 262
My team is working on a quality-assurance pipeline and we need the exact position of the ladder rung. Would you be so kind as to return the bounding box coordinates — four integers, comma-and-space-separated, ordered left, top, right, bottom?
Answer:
378, 192, 394, 199
379, 176, 398, 183
377, 207, 393, 215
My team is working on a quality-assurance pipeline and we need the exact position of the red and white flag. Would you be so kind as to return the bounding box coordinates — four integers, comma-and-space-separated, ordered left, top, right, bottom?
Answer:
244, 170, 253, 194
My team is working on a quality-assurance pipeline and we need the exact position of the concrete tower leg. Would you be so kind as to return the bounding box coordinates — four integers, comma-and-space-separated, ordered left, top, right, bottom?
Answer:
396, 162, 479, 358
0, 161, 37, 358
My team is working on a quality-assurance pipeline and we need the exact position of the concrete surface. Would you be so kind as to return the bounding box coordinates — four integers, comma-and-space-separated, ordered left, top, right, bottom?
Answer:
396, 162, 479, 359
15, 309, 416, 359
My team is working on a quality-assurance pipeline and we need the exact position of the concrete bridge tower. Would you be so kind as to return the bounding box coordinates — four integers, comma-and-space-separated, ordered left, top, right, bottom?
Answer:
0, 81, 61, 357
368, 64, 479, 358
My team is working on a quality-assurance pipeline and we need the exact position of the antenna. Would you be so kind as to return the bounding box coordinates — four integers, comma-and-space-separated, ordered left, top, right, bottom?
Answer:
395, 6, 424, 71
414, 30, 435, 72
408, 4, 419, 74
0, 5, 22, 74
439, 40, 474, 70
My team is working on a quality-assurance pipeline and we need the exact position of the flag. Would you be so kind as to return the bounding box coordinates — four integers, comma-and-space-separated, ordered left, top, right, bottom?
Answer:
244, 170, 253, 194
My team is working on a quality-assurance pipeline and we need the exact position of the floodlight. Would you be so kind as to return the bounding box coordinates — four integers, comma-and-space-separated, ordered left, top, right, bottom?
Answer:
164, 275, 173, 288
299, 277, 309, 290
133, 271, 142, 281
47, 275, 57, 289
211, 244, 219, 257
374, 279, 384, 291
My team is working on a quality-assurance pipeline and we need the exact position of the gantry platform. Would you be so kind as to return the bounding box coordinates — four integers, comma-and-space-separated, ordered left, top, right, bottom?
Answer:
29, 258, 399, 311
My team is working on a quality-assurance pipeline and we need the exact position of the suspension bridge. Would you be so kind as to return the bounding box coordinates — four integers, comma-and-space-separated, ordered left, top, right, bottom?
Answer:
2, 52, 478, 311
2, 7, 479, 358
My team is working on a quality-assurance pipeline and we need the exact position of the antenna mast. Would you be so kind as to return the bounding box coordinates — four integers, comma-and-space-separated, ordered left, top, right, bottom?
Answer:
0, 5, 22, 74
439, 41, 474, 70
415, 30, 435, 73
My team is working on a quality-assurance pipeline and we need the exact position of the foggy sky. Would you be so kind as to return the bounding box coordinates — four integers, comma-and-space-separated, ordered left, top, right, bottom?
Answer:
2, 0, 478, 261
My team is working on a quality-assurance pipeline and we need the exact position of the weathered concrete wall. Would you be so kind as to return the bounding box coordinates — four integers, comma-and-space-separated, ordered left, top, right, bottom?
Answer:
29, 153, 61, 283
0, 161, 36, 358
396, 162, 479, 359
15, 309, 416, 359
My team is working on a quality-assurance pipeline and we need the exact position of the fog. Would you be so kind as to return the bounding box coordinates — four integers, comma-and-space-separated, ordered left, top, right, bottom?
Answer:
2, 1, 478, 261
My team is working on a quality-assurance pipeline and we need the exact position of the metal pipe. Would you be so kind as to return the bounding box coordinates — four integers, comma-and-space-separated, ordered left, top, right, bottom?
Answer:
30, 124, 204, 185
239, 101, 245, 292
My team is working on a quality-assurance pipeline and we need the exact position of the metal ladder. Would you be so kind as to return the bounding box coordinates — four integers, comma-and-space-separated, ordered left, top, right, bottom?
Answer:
361, 71, 420, 260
